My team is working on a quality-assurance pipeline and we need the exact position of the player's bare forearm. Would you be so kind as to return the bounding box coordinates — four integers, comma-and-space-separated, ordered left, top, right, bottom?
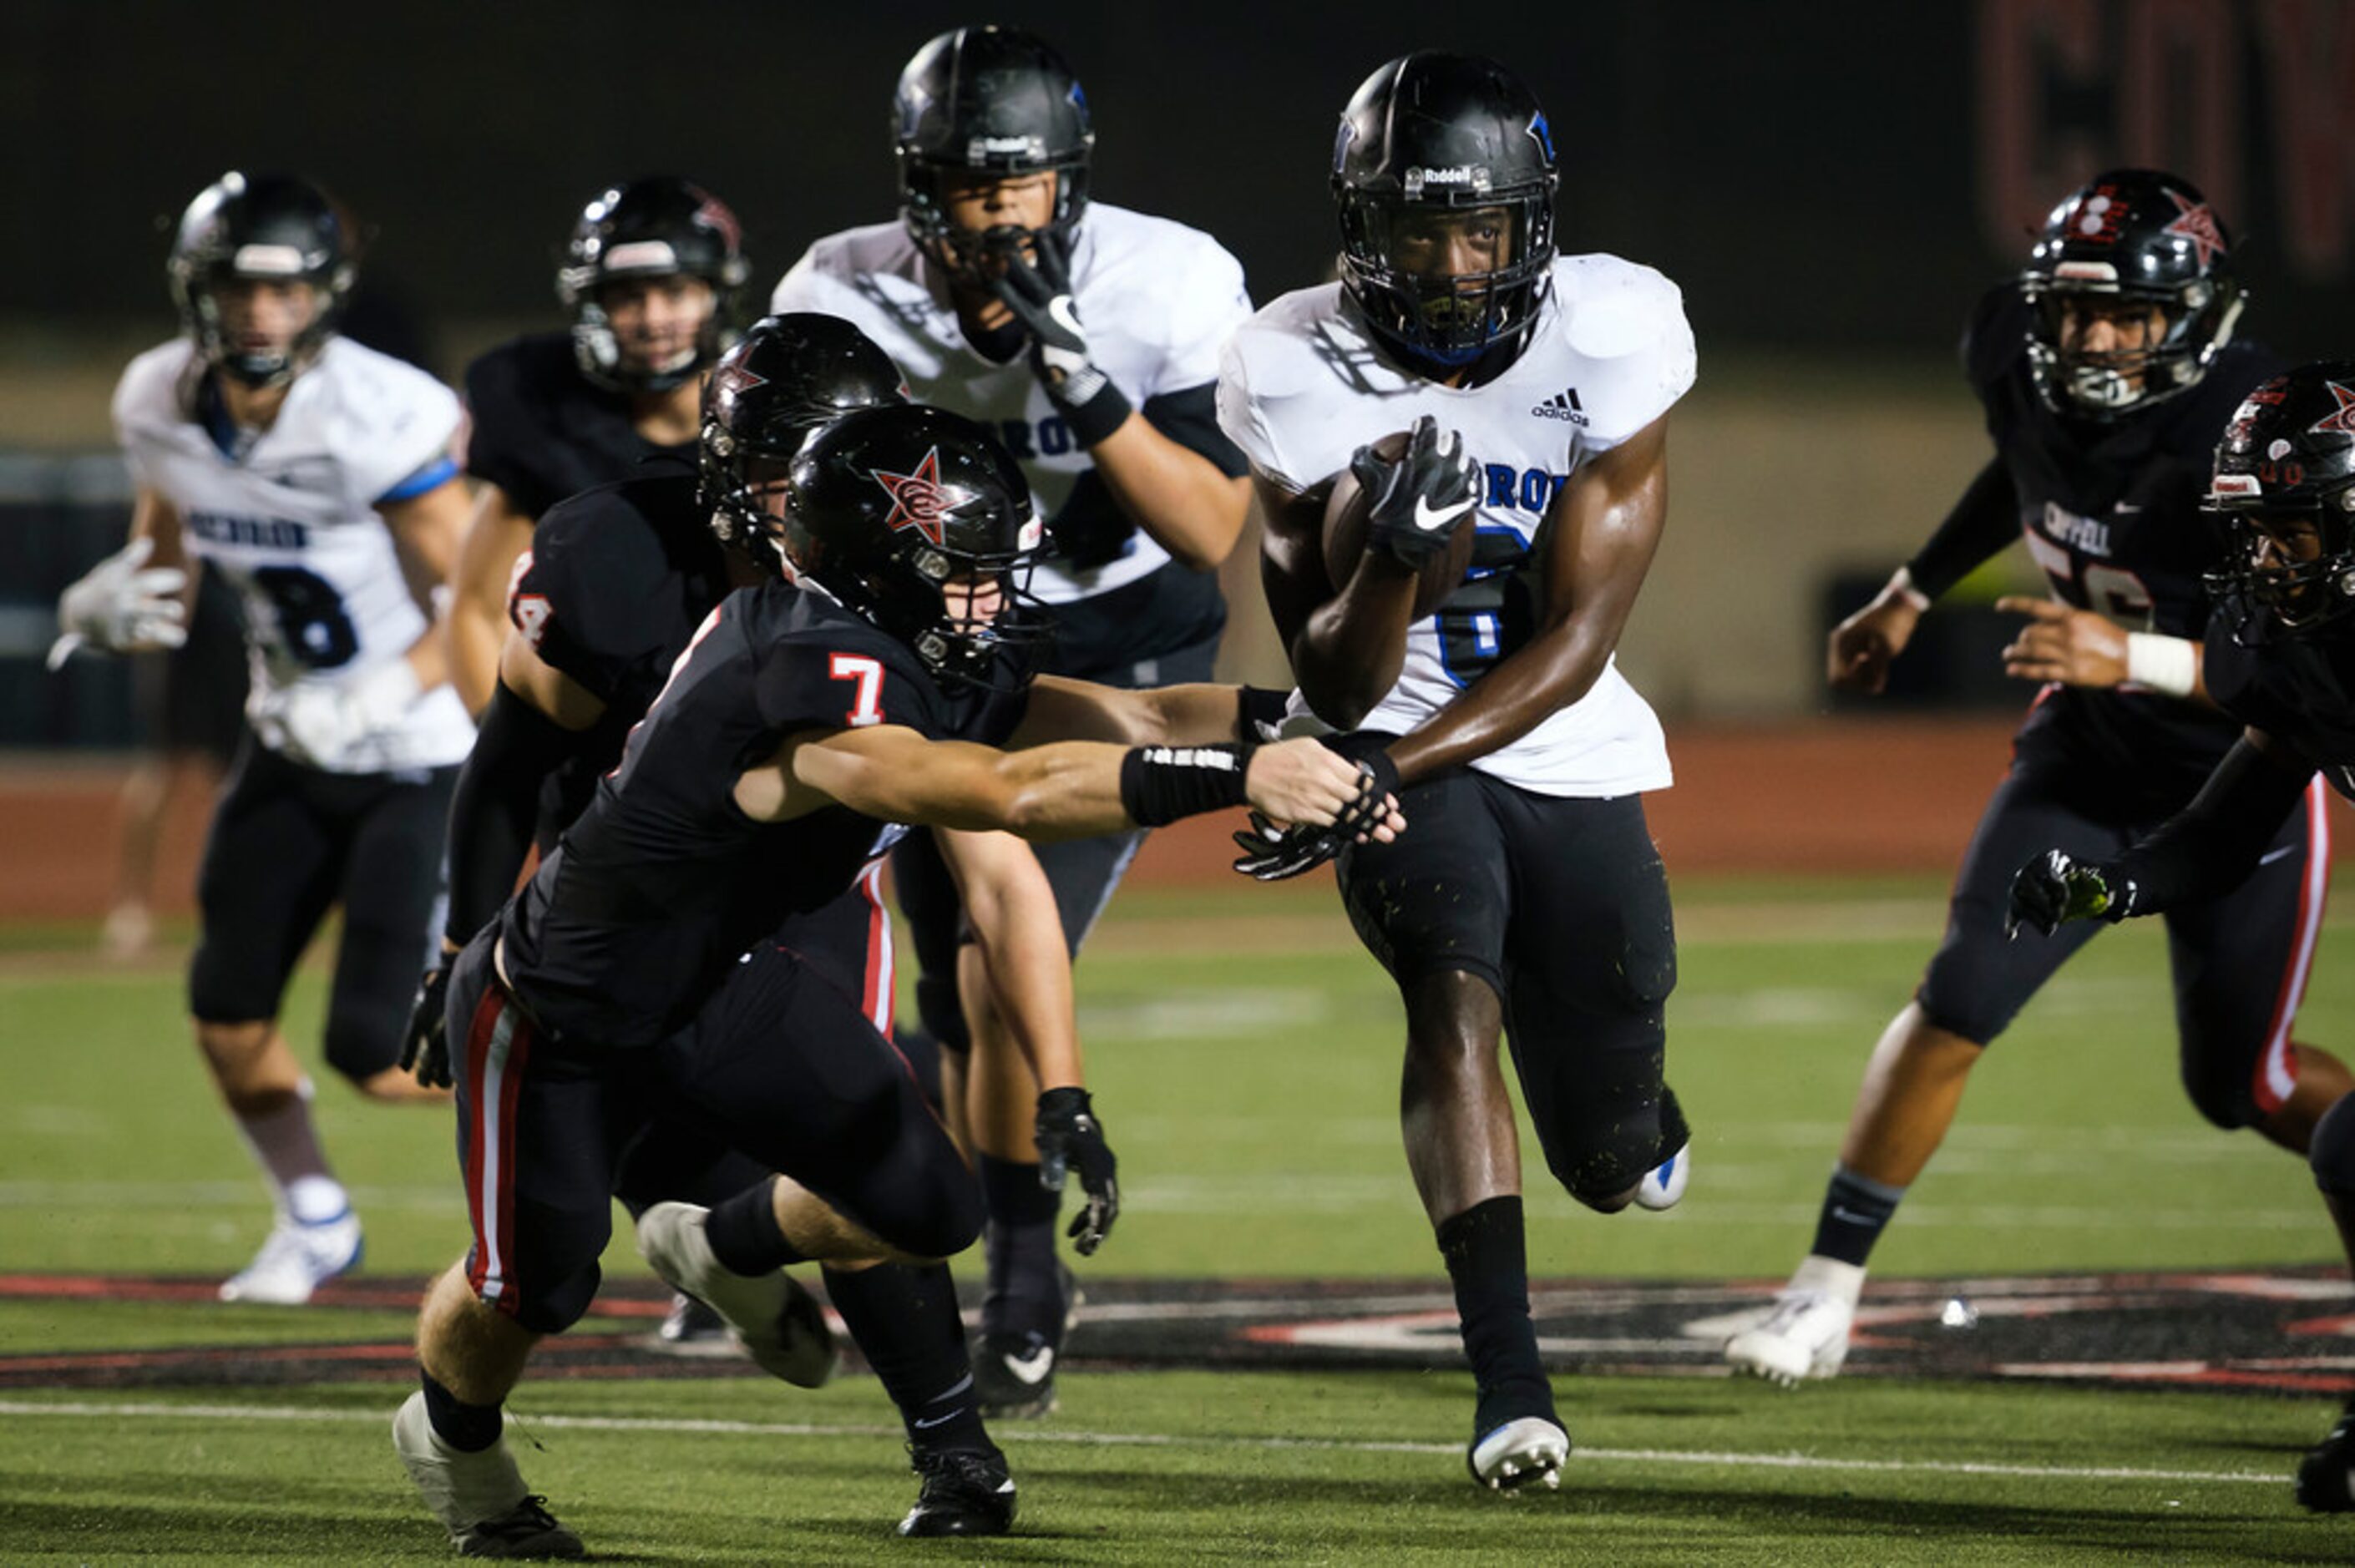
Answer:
1008, 675, 1240, 749
448, 488, 535, 716
1089, 417, 1249, 570
939, 830, 1083, 1092
129, 488, 198, 615
1249, 468, 1414, 727
384, 478, 473, 694
1390, 419, 1669, 781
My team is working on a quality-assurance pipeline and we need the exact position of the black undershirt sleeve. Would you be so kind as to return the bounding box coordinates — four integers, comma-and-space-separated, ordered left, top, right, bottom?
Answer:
2109, 736, 2315, 915
1902, 458, 2020, 602
444, 680, 583, 948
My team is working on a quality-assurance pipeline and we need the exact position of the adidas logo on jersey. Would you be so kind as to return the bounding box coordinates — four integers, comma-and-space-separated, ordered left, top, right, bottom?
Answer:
1532, 387, 1588, 425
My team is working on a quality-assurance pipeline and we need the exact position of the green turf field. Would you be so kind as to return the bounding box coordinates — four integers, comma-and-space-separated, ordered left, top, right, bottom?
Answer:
1, 877, 2350, 1561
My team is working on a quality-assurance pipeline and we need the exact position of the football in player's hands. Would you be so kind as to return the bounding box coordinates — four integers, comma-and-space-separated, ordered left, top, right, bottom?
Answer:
1323, 426, 1478, 619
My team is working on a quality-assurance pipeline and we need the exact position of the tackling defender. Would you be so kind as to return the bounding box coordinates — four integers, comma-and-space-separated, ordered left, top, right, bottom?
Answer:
393, 402, 1394, 1551
58, 172, 472, 1303
1725, 172, 2347, 1386
2008, 361, 2355, 1514
1218, 53, 1695, 1490
772, 23, 1255, 1416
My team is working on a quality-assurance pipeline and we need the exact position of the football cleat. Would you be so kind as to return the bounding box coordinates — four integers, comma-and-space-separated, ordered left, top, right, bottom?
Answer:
2296, 1399, 2355, 1512
973, 1333, 1060, 1420
634, 1202, 838, 1388
1723, 1257, 1866, 1387
975, 1261, 1083, 1419
218, 1210, 362, 1304
651, 1291, 732, 1353
1634, 1139, 1690, 1211
1467, 1415, 1570, 1492
392, 1391, 584, 1559
898, 1444, 1017, 1537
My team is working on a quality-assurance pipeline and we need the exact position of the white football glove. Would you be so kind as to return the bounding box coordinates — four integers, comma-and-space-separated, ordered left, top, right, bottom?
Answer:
48, 537, 189, 668
251, 659, 422, 768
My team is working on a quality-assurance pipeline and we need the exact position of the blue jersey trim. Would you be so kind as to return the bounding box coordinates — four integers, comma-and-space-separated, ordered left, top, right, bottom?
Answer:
376, 454, 459, 504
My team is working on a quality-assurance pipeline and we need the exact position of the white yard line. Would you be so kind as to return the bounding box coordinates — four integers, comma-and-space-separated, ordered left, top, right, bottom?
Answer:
0, 1397, 2282, 1486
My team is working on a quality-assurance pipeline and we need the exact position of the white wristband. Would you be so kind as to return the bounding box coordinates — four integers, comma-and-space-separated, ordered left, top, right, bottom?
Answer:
2125, 632, 2197, 698
1890, 566, 1932, 613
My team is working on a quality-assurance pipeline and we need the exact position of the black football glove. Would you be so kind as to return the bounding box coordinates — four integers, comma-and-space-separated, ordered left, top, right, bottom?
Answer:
1229, 742, 1401, 882
1350, 413, 1479, 570
399, 964, 453, 1089
2005, 848, 2137, 939
990, 230, 1133, 447
1035, 1086, 1120, 1256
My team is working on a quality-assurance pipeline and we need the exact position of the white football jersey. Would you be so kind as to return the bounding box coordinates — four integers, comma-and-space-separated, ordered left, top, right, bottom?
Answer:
1218, 255, 1696, 797
771, 203, 1253, 605
113, 336, 474, 773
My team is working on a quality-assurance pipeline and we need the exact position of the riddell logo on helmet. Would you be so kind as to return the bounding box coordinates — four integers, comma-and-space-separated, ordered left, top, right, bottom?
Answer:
871, 448, 949, 544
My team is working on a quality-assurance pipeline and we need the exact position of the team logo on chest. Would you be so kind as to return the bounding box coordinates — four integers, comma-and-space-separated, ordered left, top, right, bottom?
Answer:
870, 447, 949, 544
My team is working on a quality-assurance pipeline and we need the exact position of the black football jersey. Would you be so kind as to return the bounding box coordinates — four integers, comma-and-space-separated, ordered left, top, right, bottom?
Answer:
1966, 285, 2284, 814
506, 468, 735, 845
463, 333, 695, 519
2206, 627, 2355, 802
498, 585, 1031, 1050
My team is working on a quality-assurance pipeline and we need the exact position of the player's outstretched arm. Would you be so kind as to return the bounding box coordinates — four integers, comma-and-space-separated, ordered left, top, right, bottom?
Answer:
1994, 594, 2212, 706
1833, 459, 2020, 694
447, 483, 536, 717
2007, 728, 2315, 935
381, 475, 473, 697
1380, 412, 1671, 784
758, 724, 1400, 845
1007, 673, 1271, 751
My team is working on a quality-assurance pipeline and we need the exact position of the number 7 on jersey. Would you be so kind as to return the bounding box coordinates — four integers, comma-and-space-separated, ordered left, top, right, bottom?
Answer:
829, 653, 886, 727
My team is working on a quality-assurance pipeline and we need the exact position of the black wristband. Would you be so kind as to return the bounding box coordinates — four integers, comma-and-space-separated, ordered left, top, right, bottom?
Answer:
1118, 741, 1254, 827
1236, 685, 1291, 741
1055, 373, 1133, 448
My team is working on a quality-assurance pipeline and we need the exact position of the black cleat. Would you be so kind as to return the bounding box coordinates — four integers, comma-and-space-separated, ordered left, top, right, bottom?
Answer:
897, 1445, 1016, 1537
2297, 1400, 2355, 1512
975, 1262, 1082, 1419
455, 1495, 585, 1559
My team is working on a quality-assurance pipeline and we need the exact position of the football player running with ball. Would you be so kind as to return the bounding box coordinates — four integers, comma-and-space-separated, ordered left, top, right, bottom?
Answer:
56, 172, 473, 1305
772, 23, 1256, 1418
1725, 172, 2348, 1388
1218, 53, 1696, 1490
2007, 361, 2355, 1515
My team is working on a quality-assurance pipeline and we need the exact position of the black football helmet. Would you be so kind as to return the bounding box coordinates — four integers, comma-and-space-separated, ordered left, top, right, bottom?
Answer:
2019, 169, 2243, 421
558, 177, 751, 392
701, 313, 911, 561
1333, 53, 1560, 373
168, 172, 353, 387
779, 404, 1048, 687
2204, 362, 2355, 640
894, 25, 1092, 287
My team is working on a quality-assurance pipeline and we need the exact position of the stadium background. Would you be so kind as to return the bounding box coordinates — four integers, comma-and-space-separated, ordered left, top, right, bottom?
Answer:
8, 3, 2355, 1558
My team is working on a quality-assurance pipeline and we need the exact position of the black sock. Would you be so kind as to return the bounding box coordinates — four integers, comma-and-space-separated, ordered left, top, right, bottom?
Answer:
419, 1368, 502, 1453
824, 1262, 991, 1454
704, 1177, 805, 1276
1809, 1165, 1906, 1267
977, 1154, 1063, 1346
1435, 1196, 1552, 1431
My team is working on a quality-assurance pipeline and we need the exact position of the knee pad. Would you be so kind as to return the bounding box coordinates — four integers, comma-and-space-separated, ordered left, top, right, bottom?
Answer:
2312, 1094, 2355, 1196
1547, 1056, 1675, 1213
322, 1014, 402, 1089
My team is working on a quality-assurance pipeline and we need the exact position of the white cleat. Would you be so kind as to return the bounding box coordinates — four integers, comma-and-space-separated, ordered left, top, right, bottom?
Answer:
1468, 1416, 1570, 1491
635, 1202, 838, 1388
218, 1211, 362, 1304
392, 1391, 582, 1558
1723, 1256, 1865, 1387
1635, 1139, 1690, 1211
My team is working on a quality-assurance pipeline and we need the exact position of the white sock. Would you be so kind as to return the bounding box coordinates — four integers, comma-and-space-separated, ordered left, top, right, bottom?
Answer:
232, 1078, 346, 1222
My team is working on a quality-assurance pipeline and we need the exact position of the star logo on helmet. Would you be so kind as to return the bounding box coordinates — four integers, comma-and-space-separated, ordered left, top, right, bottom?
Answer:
712, 361, 767, 402
871, 448, 949, 544
2310, 381, 2355, 438
2161, 191, 2227, 271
